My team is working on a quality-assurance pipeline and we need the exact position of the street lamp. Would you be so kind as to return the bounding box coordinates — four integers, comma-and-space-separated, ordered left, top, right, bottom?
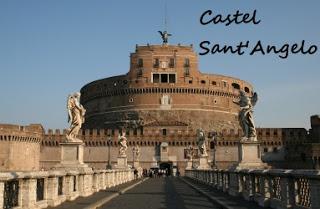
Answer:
106, 134, 112, 169
132, 147, 136, 169
209, 131, 217, 169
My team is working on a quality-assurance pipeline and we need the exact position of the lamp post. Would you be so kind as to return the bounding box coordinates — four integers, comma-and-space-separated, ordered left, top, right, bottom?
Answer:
209, 131, 217, 169
106, 134, 112, 169
132, 147, 136, 169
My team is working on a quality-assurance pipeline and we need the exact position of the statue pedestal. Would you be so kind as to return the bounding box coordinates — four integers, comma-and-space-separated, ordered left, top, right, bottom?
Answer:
235, 140, 268, 169
133, 161, 140, 169
114, 156, 129, 169
185, 160, 193, 170
55, 141, 89, 169
197, 156, 210, 170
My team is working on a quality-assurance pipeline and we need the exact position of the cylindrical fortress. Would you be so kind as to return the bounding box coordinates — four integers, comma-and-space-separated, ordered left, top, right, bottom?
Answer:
80, 44, 254, 132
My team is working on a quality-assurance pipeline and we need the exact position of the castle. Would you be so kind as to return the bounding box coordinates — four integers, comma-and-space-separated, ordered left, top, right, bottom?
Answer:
1, 41, 320, 174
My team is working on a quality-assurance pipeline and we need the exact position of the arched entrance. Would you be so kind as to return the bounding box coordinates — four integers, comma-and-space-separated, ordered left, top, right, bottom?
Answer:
159, 162, 173, 176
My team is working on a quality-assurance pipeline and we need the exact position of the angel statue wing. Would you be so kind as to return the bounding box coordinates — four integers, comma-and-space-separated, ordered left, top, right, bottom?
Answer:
67, 95, 73, 123
158, 31, 164, 40
251, 92, 258, 107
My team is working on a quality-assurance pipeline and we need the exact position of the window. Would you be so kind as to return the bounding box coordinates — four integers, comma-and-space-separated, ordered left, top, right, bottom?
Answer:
189, 80, 193, 84
153, 74, 160, 83
232, 83, 240, 89
244, 87, 250, 93
154, 58, 159, 68
169, 58, 175, 68
264, 148, 268, 153
137, 69, 142, 77
161, 74, 168, 83
212, 81, 217, 85
184, 68, 190, 76
201, 80, 206, 84
184, 58, 190, 67
162, 129, 167, 136
169, 74, 176, 83
223, 81, 227, 87
137, 58, 143, 67
273, 147, 278, 152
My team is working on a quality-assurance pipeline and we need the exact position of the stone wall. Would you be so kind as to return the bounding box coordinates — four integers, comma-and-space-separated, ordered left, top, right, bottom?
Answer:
39, 127, 312, 171
0, 124, 43, 171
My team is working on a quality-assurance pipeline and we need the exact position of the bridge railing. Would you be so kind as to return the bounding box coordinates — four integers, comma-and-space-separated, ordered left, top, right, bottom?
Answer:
185, 169, 320, 209
0, 169, 134, 209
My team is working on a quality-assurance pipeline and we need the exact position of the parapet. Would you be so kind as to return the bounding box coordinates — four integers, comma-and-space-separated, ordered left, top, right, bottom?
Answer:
0, 124, 44, 141
311, 115, 320, 127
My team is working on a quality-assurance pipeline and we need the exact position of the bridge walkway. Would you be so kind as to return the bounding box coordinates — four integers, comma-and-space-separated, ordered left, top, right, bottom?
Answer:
50, 177, 271, 209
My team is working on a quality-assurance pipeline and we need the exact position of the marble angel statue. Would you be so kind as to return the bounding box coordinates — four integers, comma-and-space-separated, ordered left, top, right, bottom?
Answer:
233, 90, 258, 141
66, 92, 86, 142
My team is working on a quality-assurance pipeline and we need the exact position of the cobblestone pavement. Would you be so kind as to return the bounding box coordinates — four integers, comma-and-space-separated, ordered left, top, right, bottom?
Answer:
98, 177, 222, 209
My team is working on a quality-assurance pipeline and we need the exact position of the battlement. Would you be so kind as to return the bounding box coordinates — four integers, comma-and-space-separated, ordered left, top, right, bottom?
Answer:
0, 124, 44, 143
311, 115, 320, 127
41, 127, 309, 147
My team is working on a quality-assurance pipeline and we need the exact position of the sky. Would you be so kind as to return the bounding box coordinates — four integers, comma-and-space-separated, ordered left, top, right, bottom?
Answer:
0, 0, 319, 130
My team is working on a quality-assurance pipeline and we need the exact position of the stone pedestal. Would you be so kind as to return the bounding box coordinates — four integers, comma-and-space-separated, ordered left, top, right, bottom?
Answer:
235, 140, 268, 169
185, 160, 193, 169
197, 156, 210, 170
113, 156, 129, 169
55, 142, 88, 169
133, 161, 140, 169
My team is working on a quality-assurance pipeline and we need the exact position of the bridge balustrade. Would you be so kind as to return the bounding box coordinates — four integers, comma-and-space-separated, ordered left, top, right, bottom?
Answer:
185, 169, 320, 209
0, 169, 134, 209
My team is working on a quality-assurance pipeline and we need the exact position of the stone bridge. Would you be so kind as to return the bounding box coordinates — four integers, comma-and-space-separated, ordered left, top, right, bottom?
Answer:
0, 168, 319, 209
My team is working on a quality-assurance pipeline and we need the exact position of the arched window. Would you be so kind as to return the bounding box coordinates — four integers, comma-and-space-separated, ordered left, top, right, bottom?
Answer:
232, 83, 240, 89
244, 87, 250, 93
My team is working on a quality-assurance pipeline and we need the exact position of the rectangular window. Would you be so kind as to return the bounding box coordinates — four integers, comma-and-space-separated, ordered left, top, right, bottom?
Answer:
184, 68, 190, 76
184, 58, 190, 67
153, 74, 160, 83
153, 58, 159, 68
137, 69, 142, 77
162, 129, 167, 136
169, 58, 175, 68
138, 58, 143, 67
169, 74, 176, 83
223, 81, 227, 87
161, 74, 168, 83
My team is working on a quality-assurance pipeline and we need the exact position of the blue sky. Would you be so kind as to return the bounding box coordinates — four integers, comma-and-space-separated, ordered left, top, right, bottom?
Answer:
0, 0, 319, 130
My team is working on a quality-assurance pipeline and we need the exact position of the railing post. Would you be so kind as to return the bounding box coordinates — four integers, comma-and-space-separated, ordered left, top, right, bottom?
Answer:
20, 178, 37, 208
101, 171, 106, 189
280, 173, 295, 208
46, 176, 58, 207
92, 172, 99, 192
310, 178, 320, 209
255, 172, 271, 207
0, 181, 4, 209
83, 171, 94, 197
228, 169, 241, 197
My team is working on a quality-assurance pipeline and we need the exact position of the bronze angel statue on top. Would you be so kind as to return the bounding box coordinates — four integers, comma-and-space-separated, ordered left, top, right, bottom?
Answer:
158, 30, 171, 44
233, 90, 258, 142
66, 92, 86, 142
